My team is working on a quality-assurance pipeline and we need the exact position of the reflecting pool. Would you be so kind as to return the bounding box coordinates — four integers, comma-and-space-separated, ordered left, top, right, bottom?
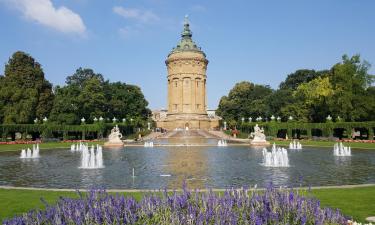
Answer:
0, 140, 374, 189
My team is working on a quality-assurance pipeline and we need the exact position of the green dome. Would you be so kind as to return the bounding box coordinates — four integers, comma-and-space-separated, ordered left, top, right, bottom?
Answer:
168, 16, 206, 57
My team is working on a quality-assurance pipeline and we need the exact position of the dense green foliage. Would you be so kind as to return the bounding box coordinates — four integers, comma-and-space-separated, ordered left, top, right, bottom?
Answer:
0, 52, 151, 126
237, 121, 375, 140
217, 55, 375, 123
0, 52, 54, 124
217, 82, 272, 124
0, 122, 144, 141
49, 68, 151, 124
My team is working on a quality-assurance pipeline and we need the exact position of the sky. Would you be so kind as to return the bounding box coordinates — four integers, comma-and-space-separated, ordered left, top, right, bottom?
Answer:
0, 0, 374, 110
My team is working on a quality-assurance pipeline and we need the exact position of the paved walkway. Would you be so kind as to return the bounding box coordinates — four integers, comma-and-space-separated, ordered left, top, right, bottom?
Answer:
208, 130, 250, 143
142, 131, 163, 140
1, 183, 374, 192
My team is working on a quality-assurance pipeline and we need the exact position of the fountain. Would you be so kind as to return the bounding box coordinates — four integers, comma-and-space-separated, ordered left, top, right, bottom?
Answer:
289, 140, 302, 150
71, 142, 87, 152
144, 141, 154, 147
20, 144, 40, 159
104, 125, 124, 147
333, 142, 351, 156
80, 144, 104, 169
217, 139, 228, 147
262, 144, 289, 167
249, 124, 270, 146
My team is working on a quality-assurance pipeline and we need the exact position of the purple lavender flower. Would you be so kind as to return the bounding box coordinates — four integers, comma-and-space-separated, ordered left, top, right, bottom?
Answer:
3, 184, 349, 225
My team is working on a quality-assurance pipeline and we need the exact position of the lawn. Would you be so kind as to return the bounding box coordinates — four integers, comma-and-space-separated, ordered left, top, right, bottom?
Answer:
224, 131, 375, 149
309, 186, 375, 223
0, 186, 374, 223
0, 141, 104, 153
273, 140, 375, 149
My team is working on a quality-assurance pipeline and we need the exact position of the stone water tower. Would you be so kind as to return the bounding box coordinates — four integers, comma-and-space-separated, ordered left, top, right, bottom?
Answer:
156, 16, 220, 130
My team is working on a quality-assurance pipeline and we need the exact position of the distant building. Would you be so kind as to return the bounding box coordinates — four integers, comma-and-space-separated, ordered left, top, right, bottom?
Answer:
152, 109, 168, 121
155, 16, 220, 130
207, 109, 218, 118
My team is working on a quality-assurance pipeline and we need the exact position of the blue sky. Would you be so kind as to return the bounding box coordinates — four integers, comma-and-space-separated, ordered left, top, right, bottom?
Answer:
1, 0, 374, 110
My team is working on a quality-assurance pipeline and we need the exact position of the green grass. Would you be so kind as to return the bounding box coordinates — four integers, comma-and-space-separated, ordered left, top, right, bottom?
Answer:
0, 186, 374, 223
0, 141, 105, 152
309, 186, 375, 222
223, 130, 375, 149
272, 140, 375, 149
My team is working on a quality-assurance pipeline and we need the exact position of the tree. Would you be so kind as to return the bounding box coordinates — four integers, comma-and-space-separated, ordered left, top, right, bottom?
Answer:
66, 67, 104, 88
365, 86, 375, 121
280, 103, 309, 122
49, 85, 82, 124
49, 68, 151, 124
0, 51, 54, 124
327, 55, 374, 121
78, 77, 106, 120
104, 82, 151, 120
293, 76, 334, 122
279, 69, 327, 90
50, 68, 106, 124
0, 75, 4, 123
216, 81, 272, 121
265, 89, 295, 118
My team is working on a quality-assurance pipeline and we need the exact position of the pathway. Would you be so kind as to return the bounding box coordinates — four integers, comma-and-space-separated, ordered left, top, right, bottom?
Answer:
1, 183, 374, 192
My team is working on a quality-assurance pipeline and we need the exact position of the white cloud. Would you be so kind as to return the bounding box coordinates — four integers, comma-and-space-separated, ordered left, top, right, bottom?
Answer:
113, 6, 159, 23
5, 0, 86, 35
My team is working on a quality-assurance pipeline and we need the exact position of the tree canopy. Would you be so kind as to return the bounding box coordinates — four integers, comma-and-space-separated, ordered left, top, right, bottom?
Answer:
0, 51, 54, 124
49, 68, 151, 124
217, 54, 375, 123
0, 52, 151, 125
216, 81, 272, 123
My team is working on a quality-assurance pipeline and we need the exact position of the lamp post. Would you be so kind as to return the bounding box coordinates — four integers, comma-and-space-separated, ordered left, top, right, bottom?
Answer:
326, 115, 332, 122
122, 118, 126, 123
277, 116, 281, 122
147, 122, 151, 130
43, 117, 48, 123
34, 118, 38, 124
288, 116, 293, 121
99, 116, 104, 122
112, 117, 117, 123
241, 117, 244, 123
223, 121, 227, 130
270, 115, 275, 121
81, 117, 86, 124
249, 117, 252, 123
93, 117, 98, 123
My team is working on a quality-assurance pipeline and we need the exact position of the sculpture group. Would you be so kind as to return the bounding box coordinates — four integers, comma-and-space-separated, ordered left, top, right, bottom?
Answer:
249, 124, 270, 146
104, 125, 124, 147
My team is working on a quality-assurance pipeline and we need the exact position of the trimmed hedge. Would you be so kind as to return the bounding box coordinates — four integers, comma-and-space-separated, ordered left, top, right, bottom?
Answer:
237, 121, 375, 140
0, 122, 141, 141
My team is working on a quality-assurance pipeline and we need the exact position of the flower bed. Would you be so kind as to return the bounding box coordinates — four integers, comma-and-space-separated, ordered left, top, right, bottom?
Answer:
3, 185, 349, 225
341, 139, 375, 143
0, 140, 102, 145
60, 139, 101, 143
0, 140, 41, 145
